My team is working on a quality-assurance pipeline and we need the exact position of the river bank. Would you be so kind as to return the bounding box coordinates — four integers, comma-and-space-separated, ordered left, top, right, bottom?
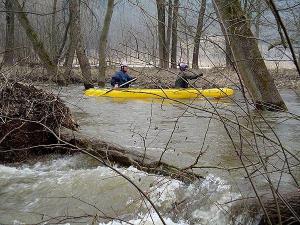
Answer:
2, 65, 300, 90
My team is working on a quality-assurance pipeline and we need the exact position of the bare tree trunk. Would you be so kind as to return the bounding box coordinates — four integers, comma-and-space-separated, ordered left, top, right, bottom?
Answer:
166, 0, 173, 67
11, 0, 58, 77
77, 38, 94, 89
63, 41, 73, 67
185, 25, 189, 65
50, 0, 58, 61
64, 2, 77, 83
214, 0, 286, 111
267, 0, 300, 75
54, 17, 70, 65
255, 0, 262, 39
192, 0, 206, 69
153, 35, 157, 66
170, 0, 179, 68
156, 0, 168, 68
213, 2, 234, 69
98, 0, 115, 87
64, 42, 76, 82
145, 22, 157, 66
76, 0, 94, 90
243, 0, 248, 9
265, 0, 286, 49
225, 42, 234, 69
79, 2, 93, 88
298, 49, 300, 68
66, 0, 94, 89
2, 0, 15, 66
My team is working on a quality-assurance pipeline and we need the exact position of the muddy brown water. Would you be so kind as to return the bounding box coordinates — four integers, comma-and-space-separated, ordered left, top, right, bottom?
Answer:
1, 85, 299, 225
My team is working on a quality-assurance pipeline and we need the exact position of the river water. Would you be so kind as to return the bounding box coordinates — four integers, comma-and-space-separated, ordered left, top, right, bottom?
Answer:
1, 85, 299, 225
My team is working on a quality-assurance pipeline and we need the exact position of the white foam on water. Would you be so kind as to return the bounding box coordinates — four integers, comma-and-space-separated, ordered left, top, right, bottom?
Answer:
0, 155, 82, 179
200, 174, 231, 193
98, 212, 188, 225
0, 164, 19, 176
13, 220, 25, 225
1, 157, 243, 225
191, 194, 235, 224
118, 165, 149, 177
111, 166, 184, 209
148, 178, 183, 207
184, 174, 241, 225
115, 166, 184, 209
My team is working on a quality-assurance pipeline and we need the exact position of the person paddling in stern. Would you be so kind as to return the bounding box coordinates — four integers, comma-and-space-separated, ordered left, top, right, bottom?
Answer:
175, 63, 203, 88
111, 62, 135, 88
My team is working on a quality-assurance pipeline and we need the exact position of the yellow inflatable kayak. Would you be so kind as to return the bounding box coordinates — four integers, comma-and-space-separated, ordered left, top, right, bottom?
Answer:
85, 88, 234, 99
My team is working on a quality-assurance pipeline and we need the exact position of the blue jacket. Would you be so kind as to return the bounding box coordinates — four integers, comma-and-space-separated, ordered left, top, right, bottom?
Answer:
111, 70, 133, 88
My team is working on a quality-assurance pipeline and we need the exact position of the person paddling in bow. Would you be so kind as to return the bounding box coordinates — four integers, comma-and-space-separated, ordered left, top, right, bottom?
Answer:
175, 63, 203, 88
111, 62, 135, 88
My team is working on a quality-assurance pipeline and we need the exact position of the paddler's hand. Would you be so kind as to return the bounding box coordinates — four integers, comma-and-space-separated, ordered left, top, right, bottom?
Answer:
113, 84, 119, 89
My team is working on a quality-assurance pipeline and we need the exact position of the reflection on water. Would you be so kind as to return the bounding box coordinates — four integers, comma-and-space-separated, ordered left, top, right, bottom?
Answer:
1, 85, 299, 224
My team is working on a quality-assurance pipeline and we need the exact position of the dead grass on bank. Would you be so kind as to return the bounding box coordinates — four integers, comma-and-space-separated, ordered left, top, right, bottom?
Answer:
1, 65, 299, 89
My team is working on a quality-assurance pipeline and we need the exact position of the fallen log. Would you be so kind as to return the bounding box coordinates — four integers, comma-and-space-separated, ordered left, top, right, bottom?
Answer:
0, 82, 202, 182
60, 128, 203, 183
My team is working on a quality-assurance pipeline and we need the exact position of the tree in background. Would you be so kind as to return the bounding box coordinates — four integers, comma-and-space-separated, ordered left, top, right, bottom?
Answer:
156, 0, 168, 68
98, 0, 115, 87
166, 0, 173, 64
2, 0, 15, 66
170, 0, 179, 68
192, 0, 206, 69
53, 2, 70, 65
212, 2, 234, 69
50, 0, 58, 61
11, 0, 58, 78
214, 0, 286, 111
64, 0, 93, 89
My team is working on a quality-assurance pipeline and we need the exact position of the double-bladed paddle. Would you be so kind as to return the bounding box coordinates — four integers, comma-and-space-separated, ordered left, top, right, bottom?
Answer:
103, 77, 138, 95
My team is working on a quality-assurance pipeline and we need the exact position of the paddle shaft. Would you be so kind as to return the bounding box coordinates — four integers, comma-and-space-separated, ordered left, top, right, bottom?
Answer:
104, 78, 137, 95
118, 77, 137, 88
